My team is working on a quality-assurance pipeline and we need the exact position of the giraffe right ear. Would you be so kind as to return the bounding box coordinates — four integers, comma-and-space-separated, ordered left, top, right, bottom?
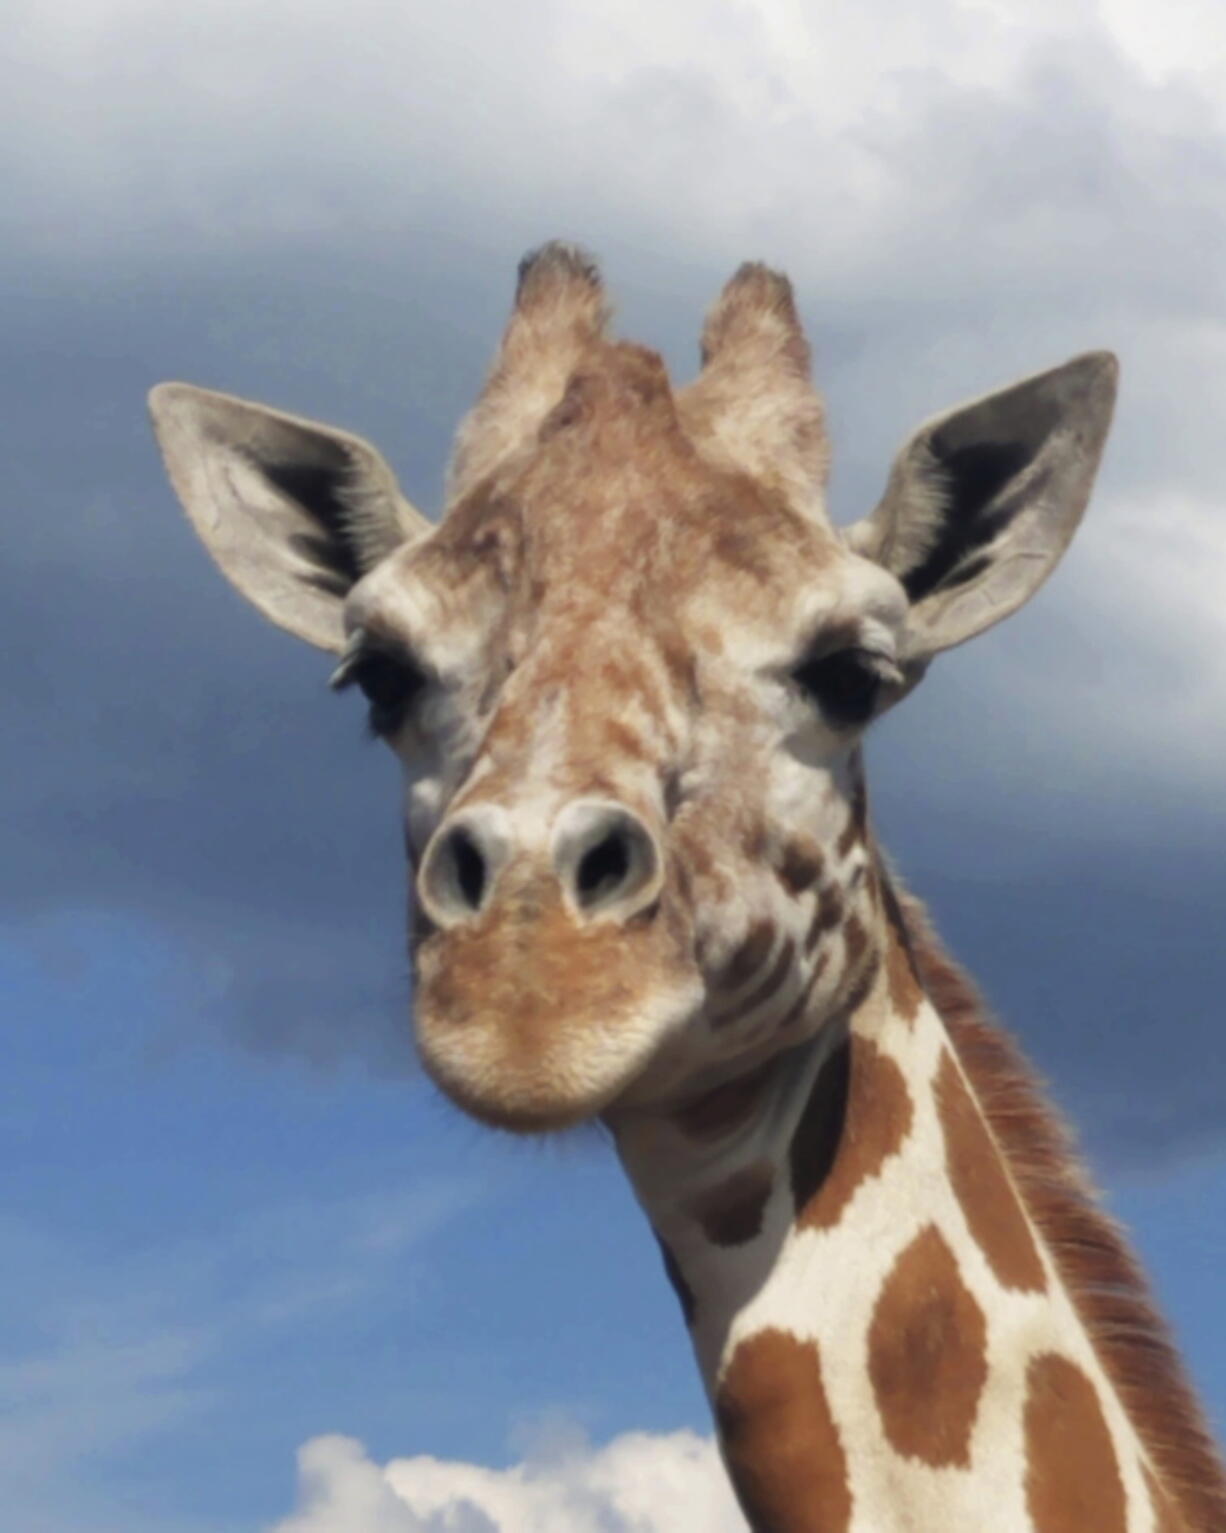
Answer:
148, 383, 431, 653
847, 352, 1118, 661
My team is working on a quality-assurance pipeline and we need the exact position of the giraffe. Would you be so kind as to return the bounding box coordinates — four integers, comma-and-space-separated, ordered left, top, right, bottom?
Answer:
149, 243, 1225, 1532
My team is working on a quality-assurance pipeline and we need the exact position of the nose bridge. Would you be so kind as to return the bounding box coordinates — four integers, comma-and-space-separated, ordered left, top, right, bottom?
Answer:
470, 621, 675, 818
419, 701, 670, 932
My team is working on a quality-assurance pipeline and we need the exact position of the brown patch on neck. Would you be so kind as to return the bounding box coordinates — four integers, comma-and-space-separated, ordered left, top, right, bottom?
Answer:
892, 880, 1226, 1531
1024, 1353, 1127, 1532
690, 1162, 775, 1247
867, 1224, 988, 1468
716, 1329, 852, 1533
935, 1051, 1047, 1293
674, 1059, 775, 1142
790, 1035, 913, 1231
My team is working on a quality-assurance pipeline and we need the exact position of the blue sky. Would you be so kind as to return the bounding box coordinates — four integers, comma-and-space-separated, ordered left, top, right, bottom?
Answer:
2, 1, 1225, 1527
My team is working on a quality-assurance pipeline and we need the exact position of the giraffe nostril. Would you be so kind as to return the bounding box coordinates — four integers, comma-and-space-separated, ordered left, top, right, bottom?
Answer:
450, 828, 487, 911
418, 810, 511, 927
576, 828, 632, 909
554, 801, 661, 920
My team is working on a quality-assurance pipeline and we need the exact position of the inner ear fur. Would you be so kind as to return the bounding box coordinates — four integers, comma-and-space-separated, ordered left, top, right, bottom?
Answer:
149, 383, 429, 652
847, 352, 1118, 659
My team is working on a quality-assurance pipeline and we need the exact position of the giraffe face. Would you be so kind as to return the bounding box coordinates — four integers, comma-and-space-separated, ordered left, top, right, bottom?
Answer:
341, 345, 908, 1132
150, 242, 1117, 1133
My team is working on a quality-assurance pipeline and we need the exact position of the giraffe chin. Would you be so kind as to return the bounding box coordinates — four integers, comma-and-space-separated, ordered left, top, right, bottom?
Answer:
415, 1037, 625, 1134
414, 992, 699, 1135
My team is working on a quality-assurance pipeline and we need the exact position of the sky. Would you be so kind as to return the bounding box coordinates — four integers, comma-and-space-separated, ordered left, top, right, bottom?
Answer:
1, 0, 1224, 1527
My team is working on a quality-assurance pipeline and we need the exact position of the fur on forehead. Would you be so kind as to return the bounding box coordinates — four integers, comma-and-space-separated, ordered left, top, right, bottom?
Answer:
445, 244, 832, 529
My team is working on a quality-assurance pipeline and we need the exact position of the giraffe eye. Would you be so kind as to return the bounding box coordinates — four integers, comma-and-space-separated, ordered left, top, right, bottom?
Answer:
332, 649, 425, 736
794, 648, 891, 727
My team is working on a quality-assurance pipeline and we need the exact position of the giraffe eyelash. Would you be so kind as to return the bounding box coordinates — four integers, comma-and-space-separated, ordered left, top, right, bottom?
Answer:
330, 632, 427, 736
328, 629, 368, 692
792, 645, 903, 727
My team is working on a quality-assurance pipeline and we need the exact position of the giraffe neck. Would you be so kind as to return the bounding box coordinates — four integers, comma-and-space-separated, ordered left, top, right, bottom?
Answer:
611, 890, 1198, 1533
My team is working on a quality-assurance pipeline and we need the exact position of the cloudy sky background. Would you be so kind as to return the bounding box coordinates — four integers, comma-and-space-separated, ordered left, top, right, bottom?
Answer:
2, 0, 1225, 1527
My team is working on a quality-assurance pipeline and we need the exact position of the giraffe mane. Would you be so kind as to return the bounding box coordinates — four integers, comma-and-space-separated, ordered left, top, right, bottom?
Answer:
895, 884, 1226, 1533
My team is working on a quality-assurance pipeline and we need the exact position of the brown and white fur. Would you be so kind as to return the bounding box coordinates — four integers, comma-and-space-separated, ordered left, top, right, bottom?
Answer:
150, 244, 1225, 1532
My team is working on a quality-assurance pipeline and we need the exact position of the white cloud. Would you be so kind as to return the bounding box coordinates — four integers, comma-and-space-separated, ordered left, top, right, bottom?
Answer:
1098, 0, 1226, 101
271, 1429, 748, 1533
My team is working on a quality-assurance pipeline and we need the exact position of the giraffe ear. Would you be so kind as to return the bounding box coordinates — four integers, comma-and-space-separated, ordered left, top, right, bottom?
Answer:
846, 352, 1118, 660
148, 383, 431, 653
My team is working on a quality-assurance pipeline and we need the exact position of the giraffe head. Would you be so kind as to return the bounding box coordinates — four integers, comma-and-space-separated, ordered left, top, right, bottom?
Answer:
150, 244, 1116, 1132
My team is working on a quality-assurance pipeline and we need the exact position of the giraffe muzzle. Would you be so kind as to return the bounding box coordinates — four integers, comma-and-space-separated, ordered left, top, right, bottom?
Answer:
410, 801, 697, 1132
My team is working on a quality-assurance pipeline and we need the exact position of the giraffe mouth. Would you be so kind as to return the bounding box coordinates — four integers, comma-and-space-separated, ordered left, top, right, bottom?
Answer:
410, 888, 702, 1132
414, 980, 704, 1134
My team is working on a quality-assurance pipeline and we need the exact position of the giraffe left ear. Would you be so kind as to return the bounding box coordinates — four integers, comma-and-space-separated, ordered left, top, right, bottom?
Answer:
847, 352, 1118, 659
149, 383, 431, 653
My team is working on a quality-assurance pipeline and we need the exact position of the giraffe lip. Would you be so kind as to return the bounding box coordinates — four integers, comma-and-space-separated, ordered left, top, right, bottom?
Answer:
414, 969, 707, 1133
417, 1017, 657, 1135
